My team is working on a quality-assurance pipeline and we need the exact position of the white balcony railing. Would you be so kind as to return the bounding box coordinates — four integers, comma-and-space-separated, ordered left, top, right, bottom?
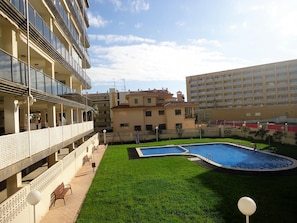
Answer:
0, 121, 93, 170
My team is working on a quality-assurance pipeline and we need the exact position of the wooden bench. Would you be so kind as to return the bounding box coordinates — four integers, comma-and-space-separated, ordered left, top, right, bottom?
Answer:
50, 182, 72, 207
92, 145, 99, 153
83, 155, 92, 164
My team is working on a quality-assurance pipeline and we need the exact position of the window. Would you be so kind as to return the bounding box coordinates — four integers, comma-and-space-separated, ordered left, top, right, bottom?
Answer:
134, 99, 138, 104
146, 125, 153, 131
158, 110, 165, 115
147, 98, 151, 103
185, 107, 193, 118
120, 123, 129, 127
159, 124, 166, 130
134, 125, 141, 131
255, 112, 261, 117
158, 98, 165, 103
145, 111, 152, 116
175, 109, 181, 115
176, 123, 182, 129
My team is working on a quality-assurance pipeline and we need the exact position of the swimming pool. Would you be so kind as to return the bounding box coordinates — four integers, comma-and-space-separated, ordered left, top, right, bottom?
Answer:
137, 143, 297, 171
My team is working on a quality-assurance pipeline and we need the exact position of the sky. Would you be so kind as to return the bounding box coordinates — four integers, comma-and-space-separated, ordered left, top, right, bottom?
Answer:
86, 0, 297, 98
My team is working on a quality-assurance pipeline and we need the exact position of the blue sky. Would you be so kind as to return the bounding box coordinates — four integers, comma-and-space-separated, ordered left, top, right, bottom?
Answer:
86, 0, 297, 98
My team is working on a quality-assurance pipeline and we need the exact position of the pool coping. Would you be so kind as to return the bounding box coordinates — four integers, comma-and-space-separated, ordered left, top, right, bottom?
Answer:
136, 142, 297, 172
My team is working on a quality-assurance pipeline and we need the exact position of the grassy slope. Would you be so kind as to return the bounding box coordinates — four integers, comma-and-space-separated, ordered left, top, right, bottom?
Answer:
76, 138, 297, 223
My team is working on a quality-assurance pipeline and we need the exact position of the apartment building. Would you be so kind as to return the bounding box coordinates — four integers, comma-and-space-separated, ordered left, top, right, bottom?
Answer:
88, 88, 133, 132
88, 91, 111, 132
112, 89, 197, 134
0, 0, 95, 221
186, 59, 297, 123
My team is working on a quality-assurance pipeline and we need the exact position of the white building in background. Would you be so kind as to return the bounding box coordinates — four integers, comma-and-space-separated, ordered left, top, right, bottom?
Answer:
186, 59, 297, 123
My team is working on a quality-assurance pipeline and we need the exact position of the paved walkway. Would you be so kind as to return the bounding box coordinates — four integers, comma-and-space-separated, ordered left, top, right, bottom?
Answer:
40, 145, 106, 223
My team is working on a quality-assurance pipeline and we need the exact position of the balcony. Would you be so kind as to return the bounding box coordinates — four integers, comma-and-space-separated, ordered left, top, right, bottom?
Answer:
2, 0, 91, 88
0, 121, 93, 172
0, 49, 75, 96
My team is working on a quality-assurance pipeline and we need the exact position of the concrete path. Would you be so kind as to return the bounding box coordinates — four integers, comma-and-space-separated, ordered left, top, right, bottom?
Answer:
40, 145, 106, 223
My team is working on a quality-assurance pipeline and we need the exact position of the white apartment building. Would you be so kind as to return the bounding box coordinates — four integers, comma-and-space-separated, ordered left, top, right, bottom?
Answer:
0, 1, 97, 222
186, 59, 297, 123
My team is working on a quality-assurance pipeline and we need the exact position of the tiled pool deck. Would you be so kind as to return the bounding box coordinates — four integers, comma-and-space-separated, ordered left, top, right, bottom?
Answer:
40, 145, 106, 223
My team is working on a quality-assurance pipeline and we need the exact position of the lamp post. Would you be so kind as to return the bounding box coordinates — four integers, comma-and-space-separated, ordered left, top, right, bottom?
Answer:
199, 124, 202, 139
155, 126, 158, 142
237, 196, 257, 223
242, 121, 246, 138
27, 190, 41, 223
103, 129, 106, 145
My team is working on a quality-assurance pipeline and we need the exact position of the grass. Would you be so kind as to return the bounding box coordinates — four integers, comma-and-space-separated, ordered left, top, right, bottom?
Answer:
76, 138, 297, 223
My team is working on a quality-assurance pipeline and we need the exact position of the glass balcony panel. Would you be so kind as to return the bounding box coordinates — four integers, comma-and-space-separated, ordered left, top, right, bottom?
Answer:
11, 58, 22, 84
52, 81, 58, 95
30, 68, 37, 89
57, 82, 63, 95
36, 14, 43, 34
36, 70, 45, 92
0, 52, 12, 81
44, 75, 52, 94
11, 0, 26, 16
28, 4, 35, 25
43, 25, 51, 42
20, 63, 28, 86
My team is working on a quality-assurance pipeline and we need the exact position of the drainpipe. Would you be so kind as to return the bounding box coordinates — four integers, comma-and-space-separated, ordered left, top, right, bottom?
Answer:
26, 0, 36, 156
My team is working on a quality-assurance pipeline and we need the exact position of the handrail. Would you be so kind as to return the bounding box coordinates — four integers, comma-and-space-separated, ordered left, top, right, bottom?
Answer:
0, 49, 75, 95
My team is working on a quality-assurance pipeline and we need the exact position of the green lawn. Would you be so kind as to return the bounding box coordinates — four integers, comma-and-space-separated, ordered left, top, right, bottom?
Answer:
76, 138, 297, 223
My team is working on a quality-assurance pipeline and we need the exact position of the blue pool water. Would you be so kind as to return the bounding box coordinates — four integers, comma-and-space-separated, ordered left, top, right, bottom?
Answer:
138, 143, 296, 171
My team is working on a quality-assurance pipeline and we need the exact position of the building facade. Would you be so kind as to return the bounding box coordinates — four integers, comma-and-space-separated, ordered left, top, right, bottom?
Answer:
186, 59, 297, 123
0, 0, 95, 221
112, 89, 198, 134
88, 88, 131, 132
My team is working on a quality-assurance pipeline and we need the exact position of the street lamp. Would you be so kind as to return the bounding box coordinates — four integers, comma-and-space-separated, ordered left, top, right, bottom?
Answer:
103, 129, 106, 145
242, 121, 246, 138
237, 196, 257, 223
27, 190, 41, 223
199, 124, 202, 139
155, 126, 159, 142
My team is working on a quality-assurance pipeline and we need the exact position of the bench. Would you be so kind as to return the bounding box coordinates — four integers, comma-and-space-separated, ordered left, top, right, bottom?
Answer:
83, 155, 92, 164
50, 182, 72, 207
92, 145, 99, 153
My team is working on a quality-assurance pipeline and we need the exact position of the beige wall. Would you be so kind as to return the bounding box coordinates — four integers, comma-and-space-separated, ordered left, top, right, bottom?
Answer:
113, 106, 196, 132
198, 105, 297, 122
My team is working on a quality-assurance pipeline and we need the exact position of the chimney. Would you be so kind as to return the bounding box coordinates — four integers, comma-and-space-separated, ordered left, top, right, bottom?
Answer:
177, 91, 184, 102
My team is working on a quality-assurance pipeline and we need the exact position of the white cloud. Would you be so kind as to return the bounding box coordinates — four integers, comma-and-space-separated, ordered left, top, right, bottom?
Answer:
108, 0, 149, 13
189, 38, 222, 47
88, 38, 246, 85
134, 22, 143, 29
87, 12, 109, 28
110, 0, 122, 10
129, 0, 150, 13
89, 34, 155, 44
176, 21, 186, 27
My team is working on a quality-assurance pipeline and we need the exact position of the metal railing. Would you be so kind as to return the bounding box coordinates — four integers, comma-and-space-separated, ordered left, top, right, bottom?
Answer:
0, 49, 75, 95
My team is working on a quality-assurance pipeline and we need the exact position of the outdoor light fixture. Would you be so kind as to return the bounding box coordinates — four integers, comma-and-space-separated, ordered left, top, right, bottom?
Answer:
27, 190, 41, 223
103, 129, 107, 145
237, 196, 257, 223
155, 126, 159, 142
